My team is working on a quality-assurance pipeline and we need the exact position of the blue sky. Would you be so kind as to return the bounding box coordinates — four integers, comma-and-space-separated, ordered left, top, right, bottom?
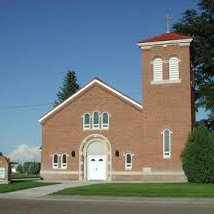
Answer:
0, 0, 205, 155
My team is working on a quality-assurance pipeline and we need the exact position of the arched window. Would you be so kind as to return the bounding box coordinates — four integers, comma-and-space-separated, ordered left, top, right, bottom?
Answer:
102, 112, 109, 129
163, 129, 172, 159
52, 154, 58, 169
125, 153, 132, 170
169, 57, 179, 80
83, 113, 90, 129
93, 111, 99, 129
153, 58, 163, 81
61, 154, 67, 169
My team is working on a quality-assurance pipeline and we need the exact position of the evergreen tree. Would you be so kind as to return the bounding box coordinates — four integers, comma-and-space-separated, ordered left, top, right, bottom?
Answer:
54, 70, 80, 107
173, 0, 214, 130
181, 125, 214, 183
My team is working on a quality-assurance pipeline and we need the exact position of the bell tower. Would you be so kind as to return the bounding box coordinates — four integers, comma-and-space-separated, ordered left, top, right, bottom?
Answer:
138, 32, 194, 171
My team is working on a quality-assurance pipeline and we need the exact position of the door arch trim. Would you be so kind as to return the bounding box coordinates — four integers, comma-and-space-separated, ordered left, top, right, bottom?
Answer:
79, 134, 112, 181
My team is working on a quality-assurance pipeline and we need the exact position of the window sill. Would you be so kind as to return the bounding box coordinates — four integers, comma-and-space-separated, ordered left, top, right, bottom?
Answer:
125, 167, 132, 171
83, 128, 109, 131
61, 167, 67, 170
150, 79, 181, 85
163, 156, 171, 159
101, 127, 109, 130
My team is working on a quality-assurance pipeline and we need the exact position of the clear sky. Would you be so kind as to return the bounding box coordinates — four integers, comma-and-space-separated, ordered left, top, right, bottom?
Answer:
0, 0, 205, 155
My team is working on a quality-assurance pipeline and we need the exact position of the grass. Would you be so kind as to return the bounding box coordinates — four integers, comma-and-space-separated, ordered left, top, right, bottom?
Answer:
0, 180, 57, 193
11, 173, 41, 179
53, 183, 214, 198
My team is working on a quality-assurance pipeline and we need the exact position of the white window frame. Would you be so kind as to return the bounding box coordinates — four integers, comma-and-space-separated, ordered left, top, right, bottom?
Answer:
153, 57, 163, 81
92, 111, 100, 129
101, 112, 109, 129
52, 154, 58, 169
83, 112, 91, 130
169, 57, 179, 80
125, 153, 133, 170
162, 128, 172, 159
61, 154, 67, 169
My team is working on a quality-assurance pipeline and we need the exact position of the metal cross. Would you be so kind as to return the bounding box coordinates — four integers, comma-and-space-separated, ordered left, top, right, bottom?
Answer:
165, 15, 172, 33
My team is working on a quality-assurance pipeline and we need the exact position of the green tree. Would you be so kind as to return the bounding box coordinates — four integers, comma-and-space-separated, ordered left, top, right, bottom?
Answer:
181, 125, 214, 183
173, 0, 214, 130
28, 162, 40, 174
22, 162, 41, 174
28, 162, 39, 174
54, 70, 80, 107
16, 164, 23, 173
23, 162, 31, 174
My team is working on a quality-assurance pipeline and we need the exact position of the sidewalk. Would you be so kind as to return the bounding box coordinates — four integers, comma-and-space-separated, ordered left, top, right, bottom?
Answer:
0, 181, 95, 199
1, 181, 214, 206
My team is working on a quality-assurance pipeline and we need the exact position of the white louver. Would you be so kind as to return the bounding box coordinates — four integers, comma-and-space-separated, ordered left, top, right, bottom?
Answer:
169, 57, 179, 80
153, 58, 163, 81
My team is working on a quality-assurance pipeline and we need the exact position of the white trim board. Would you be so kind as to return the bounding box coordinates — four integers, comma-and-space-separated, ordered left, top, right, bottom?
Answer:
150, 79, 181, 85
39, 78, 142, 123
137, 38, 192, 48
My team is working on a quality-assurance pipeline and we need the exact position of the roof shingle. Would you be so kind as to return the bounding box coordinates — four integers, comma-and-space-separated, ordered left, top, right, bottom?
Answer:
138, 32, 190, 43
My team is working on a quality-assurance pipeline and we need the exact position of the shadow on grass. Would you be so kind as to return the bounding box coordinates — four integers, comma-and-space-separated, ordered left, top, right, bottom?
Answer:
11, 180, 27, 184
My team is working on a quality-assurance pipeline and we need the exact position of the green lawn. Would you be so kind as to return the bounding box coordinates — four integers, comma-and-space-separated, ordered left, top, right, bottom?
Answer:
12, 173, 41, 179
53, 183, 214, 198
0, 180, 57, 193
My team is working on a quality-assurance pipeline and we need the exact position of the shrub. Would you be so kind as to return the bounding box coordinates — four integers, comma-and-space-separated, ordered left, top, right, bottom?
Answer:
181, 125, 214, 183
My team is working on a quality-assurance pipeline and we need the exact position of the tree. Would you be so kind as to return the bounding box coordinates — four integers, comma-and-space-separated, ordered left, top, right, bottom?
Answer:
22, 162, 40, 174
16, 164, 23, 173
28, 162, 40, 174
173, 0, 214, 130
23, 162, 31, 174
181, 125, 214, 183
54, 70, 80, 107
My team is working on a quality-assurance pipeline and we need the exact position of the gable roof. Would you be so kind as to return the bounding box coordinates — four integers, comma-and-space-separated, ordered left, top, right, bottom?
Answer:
39, 78, 142, 123
137, 32, 192, 48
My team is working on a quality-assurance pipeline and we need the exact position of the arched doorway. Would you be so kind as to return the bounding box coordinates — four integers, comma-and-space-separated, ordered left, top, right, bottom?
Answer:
79, 134, 111, 181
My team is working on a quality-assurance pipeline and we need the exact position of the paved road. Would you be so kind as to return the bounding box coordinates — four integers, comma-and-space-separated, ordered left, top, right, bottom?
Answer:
1, 198, 214, 214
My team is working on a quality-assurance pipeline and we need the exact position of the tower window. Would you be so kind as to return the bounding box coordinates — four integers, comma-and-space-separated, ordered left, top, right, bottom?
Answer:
169, 57, 179, 80
162, 129, 172, 159
153, 58, 163, 81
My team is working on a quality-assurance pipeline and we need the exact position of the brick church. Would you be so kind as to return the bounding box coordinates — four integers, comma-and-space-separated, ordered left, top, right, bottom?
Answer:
39, 32, 194, 181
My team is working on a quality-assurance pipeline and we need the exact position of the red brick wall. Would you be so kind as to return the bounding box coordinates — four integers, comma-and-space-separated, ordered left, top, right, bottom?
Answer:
141, 44, 194, 171
41, 43, 194, 181
41, 84, 143, 174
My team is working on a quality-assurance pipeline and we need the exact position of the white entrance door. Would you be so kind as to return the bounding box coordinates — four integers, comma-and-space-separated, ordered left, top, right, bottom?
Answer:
87, 155, 106, 180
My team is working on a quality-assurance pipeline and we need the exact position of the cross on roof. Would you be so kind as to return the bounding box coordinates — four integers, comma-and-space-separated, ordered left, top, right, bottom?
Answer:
165, 15, 172, 33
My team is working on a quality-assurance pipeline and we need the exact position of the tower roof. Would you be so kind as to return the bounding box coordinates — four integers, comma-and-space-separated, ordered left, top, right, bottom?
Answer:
138, 32, 191, 43
137, 32, 192, 48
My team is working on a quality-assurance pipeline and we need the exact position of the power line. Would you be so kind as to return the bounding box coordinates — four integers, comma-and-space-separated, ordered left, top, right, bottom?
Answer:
0, 91, 142, 110
0, 103, 53, 110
